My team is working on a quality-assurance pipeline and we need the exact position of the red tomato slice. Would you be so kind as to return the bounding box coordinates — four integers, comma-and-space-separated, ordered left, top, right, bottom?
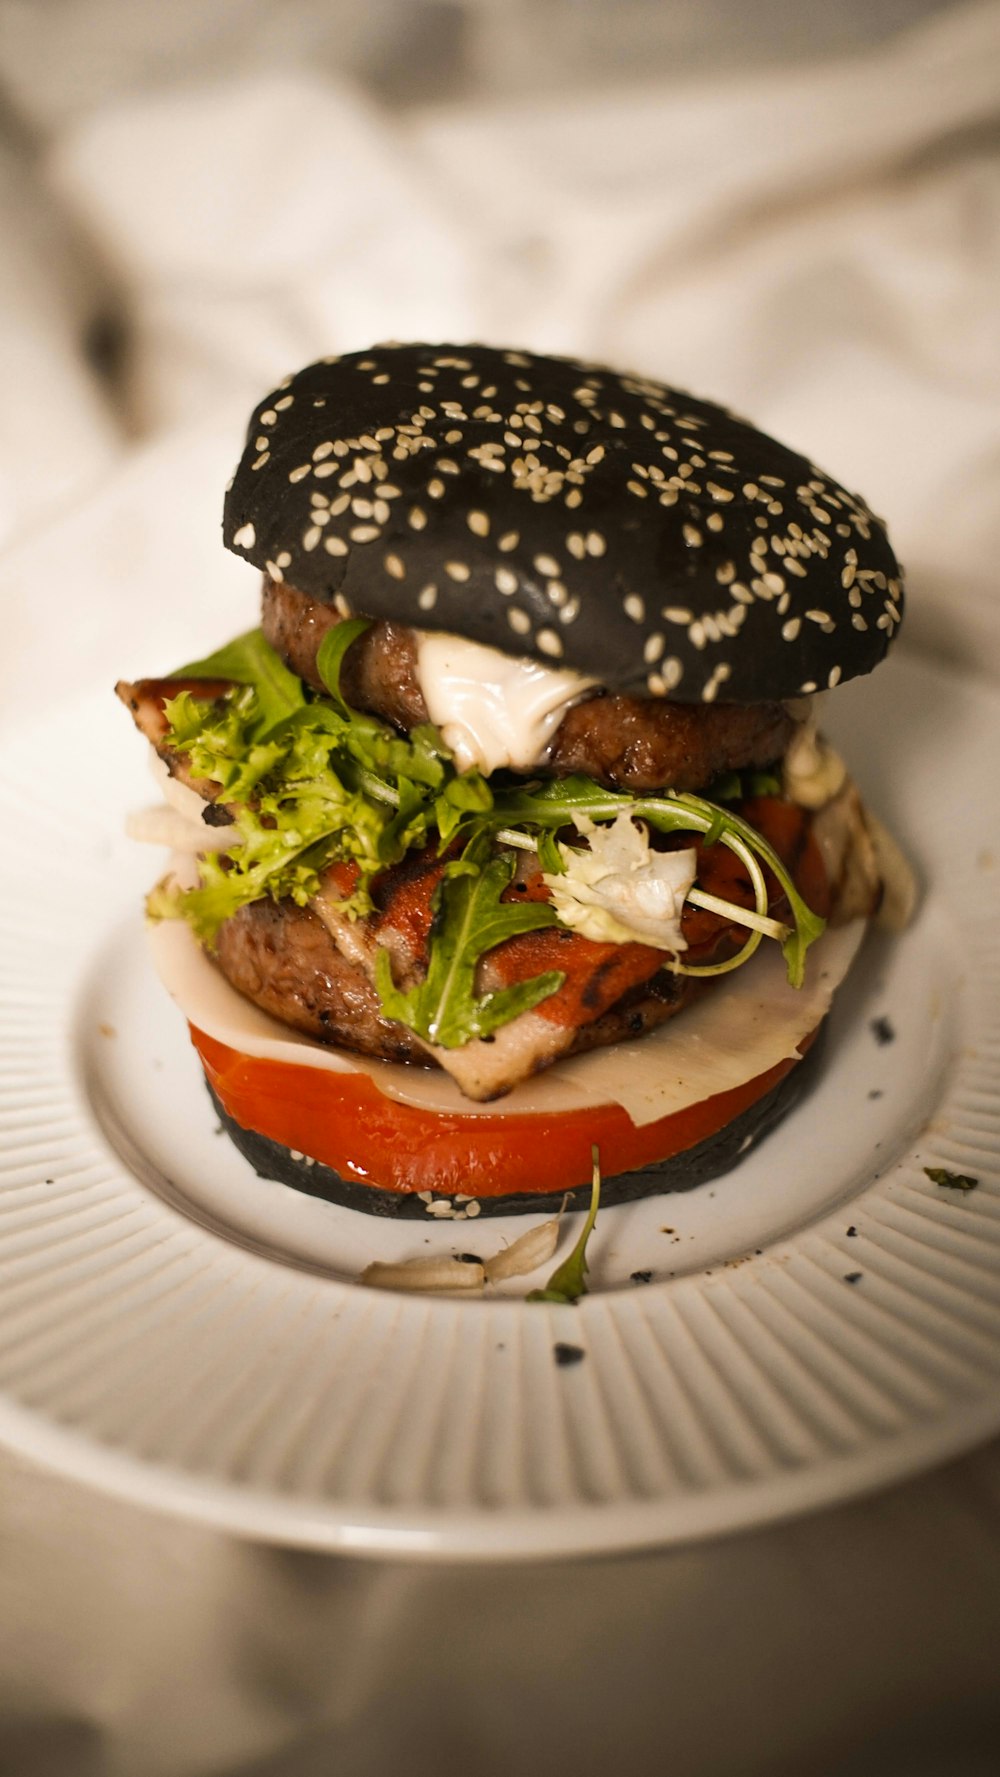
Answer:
191, 1023, 817, 1200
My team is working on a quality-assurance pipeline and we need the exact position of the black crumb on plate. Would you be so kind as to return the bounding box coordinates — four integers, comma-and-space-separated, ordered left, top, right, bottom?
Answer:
554, 1342, 586, 1367
844, 1271, 863, 1284
630, 1270, 653, 1284
870, 1016, 895, 1046
846, 1225, 858, 1237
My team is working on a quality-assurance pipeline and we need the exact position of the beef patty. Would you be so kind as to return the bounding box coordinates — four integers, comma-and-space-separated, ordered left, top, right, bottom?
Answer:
261, 577, 797, 794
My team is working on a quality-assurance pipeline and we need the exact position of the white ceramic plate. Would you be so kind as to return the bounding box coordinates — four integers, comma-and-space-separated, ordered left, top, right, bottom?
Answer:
1, 652, 999, 1559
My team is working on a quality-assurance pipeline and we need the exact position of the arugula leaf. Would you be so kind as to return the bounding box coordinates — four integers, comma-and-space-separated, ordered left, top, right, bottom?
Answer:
528, 1147, 602, 1303
374, 839, 564, 1047
924, 1168, 979, 1192
316, 617, 372, 716
491, 776, 825, 988
171, 629, 305, 736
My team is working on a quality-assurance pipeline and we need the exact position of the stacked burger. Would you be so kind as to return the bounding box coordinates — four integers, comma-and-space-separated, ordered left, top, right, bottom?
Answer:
119, 344, 909, 1216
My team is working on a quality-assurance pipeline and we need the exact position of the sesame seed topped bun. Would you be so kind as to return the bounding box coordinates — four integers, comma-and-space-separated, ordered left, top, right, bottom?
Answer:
223, 343, 903, 704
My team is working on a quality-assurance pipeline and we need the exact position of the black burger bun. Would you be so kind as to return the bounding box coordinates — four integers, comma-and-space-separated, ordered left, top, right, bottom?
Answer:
223, 343, 903, 704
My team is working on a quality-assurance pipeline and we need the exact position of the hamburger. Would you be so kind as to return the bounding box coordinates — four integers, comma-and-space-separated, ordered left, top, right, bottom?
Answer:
118, 344, 911, 1218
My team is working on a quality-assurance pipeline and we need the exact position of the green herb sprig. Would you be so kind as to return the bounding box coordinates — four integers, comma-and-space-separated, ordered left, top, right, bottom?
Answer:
528, 1147, 602, 1304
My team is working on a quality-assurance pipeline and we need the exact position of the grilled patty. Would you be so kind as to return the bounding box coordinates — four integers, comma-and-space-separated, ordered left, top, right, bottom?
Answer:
213, 891, 696, 1072
261, 577, 797, 793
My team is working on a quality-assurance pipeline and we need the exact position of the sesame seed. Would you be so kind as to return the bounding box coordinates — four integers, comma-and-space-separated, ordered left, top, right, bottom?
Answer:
265, 559, 284, 581
313, 463, 338, 479
508, 608, 531, 635
427, 479, 445, 499
384, 553, 405, 580
350, 524, 380, 544
762, 571, 785, 594
828, 666, 842, 689
495, 567, 518, 596
497, 531, 519, 552
418, 584, 438, 611
661, 657, 683, 690
586, 445, 606, 465
324, 536, 348, 556
302, 526, 322, 551
467, 511, 489, 537
232, 522, 256, 549
707, 482, 734, 502
682, 524, 702, 548
585, 531, 606, 557
252, 453, 270, 471
644, 633, 665, 664
782, 618, 802, 642
627, 480, 648, 499
373, 500, 390, 525
288, 465, 311, 483
536, 628, 564, 657
313, 442, 334, 462
408, 506, 427, 530
565, 490, 583, 509
445, 561, 470, 582
663, 606, 693, 624
706, 513, 724, 532
352, 498, 374, 519
624, 594, 645, 623
255, 436, 268, 451
259, 410, 277, 426
534, 553, 561, 577
274, 395, 294, 411
329, 493, 351, 516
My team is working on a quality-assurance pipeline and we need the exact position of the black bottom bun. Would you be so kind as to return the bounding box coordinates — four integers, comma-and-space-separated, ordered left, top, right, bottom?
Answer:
205, 1029, 825, 1219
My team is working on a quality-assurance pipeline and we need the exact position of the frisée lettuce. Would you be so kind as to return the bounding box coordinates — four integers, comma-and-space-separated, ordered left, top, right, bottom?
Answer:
147, 626, 827, 1043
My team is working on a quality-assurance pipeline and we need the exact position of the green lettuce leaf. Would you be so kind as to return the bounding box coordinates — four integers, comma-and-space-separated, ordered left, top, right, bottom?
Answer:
491, 776, 825, 988
171, 629, 306, 735
374, 838, 564, 1048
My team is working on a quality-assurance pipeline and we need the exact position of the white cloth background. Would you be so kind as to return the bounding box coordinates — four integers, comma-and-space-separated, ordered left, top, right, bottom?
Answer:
1, 3, 999, 1772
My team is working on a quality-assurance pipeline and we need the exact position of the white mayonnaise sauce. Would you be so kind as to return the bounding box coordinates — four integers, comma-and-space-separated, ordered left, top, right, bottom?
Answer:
413, 632, 598, 775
